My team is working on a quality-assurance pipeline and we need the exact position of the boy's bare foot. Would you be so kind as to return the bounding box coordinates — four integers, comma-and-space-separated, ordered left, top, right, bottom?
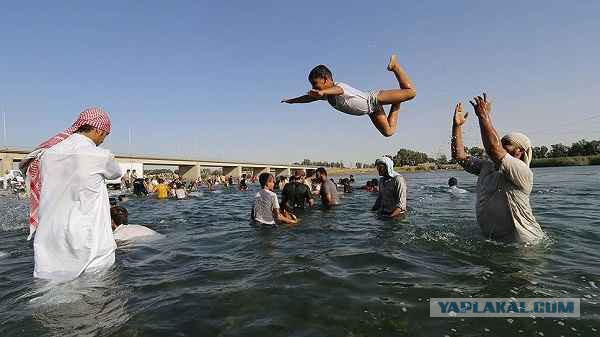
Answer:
387, 54, 399, 72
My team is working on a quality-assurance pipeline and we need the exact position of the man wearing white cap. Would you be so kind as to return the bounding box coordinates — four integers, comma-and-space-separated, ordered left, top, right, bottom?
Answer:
21, 107, 122, 280
372, 156, 407, 218
451, 93, 544, 243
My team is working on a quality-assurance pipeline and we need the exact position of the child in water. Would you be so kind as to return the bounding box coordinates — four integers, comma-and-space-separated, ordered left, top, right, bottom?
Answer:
448, 177, 468, 194
251, 173, 297, 226
282, 54, 416, 137
110, 205, 160, 241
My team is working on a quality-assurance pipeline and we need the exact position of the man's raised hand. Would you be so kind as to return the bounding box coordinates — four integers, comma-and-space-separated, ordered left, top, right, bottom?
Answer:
453, 102, 468, 127
469, 92, 492, 118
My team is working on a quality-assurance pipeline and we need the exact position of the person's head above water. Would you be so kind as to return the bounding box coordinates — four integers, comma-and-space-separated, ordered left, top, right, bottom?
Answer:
375, 156, 398, 178
259, 172, 275, 190
110, 205, 128, 230
308, 65, 334, 91
501, 132, 533, 166
448, 177, 458, 187
315, 167, 328, 183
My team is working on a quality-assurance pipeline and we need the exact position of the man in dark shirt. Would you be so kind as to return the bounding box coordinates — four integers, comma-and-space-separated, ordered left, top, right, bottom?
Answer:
239, 174, 248, 191
281, 176, 314, 211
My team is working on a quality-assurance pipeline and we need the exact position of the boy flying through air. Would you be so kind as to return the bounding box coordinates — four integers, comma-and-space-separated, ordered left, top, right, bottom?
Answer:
281, 54, 416, 137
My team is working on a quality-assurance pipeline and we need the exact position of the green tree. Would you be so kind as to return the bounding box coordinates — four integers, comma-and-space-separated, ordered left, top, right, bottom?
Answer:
436, 155, 448, 165
550, 143, 569, 157
393, 149, 431, 166
468, 146, 485, 158
532, 146, 549, 158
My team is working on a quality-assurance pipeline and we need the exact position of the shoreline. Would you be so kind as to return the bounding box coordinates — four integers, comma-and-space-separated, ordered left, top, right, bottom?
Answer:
326, 164, 462, 177
326, 155, 600, 177
531, 155, 600, 168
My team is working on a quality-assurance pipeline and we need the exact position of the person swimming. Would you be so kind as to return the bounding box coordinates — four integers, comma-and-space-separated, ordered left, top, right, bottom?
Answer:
448, 177, 467, 194
110, 205, 160, 242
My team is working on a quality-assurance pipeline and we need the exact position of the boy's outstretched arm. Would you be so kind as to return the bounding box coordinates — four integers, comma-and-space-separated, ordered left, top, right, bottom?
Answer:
281, 95, 320, 104
309, 85, 343, 98
282, 86, 343, 104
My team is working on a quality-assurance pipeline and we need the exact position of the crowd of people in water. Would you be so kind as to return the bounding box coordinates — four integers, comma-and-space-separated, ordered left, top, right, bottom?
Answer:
110, 162, 471, 231
106, 166, 411, 239
117, 168, 365, 201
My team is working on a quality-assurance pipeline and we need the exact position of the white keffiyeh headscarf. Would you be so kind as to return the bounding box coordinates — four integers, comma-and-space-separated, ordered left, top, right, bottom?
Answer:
501, 132, 533, 166
375, 156, 399, 177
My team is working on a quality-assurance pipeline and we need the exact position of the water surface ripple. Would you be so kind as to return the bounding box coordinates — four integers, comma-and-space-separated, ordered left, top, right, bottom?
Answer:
1, 167, 599, 336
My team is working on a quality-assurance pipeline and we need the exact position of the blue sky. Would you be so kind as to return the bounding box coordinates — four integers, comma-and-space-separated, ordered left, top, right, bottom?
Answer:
1, 1, 598, 165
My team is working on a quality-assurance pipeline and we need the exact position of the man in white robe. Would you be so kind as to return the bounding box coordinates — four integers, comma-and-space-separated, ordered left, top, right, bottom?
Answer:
21, 108, 122, 280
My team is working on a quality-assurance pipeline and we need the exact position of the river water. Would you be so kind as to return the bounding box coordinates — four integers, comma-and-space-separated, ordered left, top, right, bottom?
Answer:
1, 166, 599, 337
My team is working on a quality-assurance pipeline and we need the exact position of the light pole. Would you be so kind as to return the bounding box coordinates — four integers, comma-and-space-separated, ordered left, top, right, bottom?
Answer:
1, 108, 6, 149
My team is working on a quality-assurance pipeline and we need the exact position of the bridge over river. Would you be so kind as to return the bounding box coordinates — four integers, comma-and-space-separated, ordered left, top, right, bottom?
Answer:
1, 147, 317, 179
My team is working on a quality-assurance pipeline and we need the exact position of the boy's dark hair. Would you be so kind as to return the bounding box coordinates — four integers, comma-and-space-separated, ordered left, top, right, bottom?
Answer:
316, 167, 328, 177
110, 206, 129, 226
289, 176, 298, 182
158, 178, 164, 183
308, 65, 333, 83
448, 177, 458, 187
259, 172, 272, 188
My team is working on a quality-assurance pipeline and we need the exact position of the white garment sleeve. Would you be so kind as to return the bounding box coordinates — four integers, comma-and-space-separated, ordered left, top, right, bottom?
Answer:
336, 82, 348, 94
272, 193, 280, 210
103, 154, 123, 180
394, 176, 407, 211
500, 153, 533, 192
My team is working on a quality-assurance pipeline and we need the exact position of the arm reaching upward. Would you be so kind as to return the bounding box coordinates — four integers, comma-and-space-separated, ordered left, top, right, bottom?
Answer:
469, 93, 507, 165
451, 102, 470, 166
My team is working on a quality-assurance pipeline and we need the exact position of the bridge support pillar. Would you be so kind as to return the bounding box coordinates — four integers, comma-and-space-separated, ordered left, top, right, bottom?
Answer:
222, 166, 242, 178
251, 167, 270, 177
179, 164, 202, 181
274, 168, 291, 177
1, 154, 14, 176
305, 168, 316, 179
